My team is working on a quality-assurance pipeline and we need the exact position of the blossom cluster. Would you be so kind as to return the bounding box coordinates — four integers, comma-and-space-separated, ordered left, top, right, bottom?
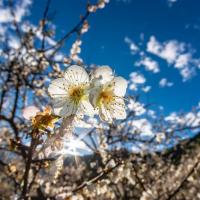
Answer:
48, 65, 127, 123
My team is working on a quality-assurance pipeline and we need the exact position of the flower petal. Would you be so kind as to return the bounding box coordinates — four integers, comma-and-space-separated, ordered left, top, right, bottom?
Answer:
112, 76, 127, 97
48, 78, 68, 98
53, 99, 77, 117
89, 87, 101, 107
99, 104, 113, 123
109, 98, 126, 120
53, 107, 62, 116
99, 98, 126, 122
52, 97, 66, 108
92, 66, 114, 84
61, 101, 77, 117
64, 65, 89, 84
79, 100, 96, 116
22, 106, 40, 120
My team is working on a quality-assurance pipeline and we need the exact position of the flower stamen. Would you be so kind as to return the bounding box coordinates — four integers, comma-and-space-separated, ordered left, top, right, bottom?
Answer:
98, 90, 114, 105
69, 86, 85, 105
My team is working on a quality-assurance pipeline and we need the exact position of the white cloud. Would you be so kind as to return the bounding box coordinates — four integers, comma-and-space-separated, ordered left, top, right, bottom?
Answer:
130, 72, 146, 84
142, 86, 151, 93
129, 72, 146, 91
174, 53, 191, 69
125, 35, 200, 83
124, 36, 139, 54
159, 78, 174, 88
117, 0, 132, 3
194, 59, 200, 69
167, 0, 178, 7
136, 56, 160, 73
180, 67, 196, 81
129, 83, 137, 91
147, 36, 200, 81
147, 36, 184, 64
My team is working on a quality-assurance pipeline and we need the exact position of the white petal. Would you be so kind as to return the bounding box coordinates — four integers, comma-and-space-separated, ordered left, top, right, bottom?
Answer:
92, 66, 114, 84
112, 76, 127, 97
99, 104, 113, 123
22, 106, 40, 120
64, 65, 89, 84
79, 100, 95, 116
52, 97, 66, 108
48, 78, 68, 98
110, 98, 126, 120
61, 102, 77, 117
53, 107, 63, 116
53, 100, 77, 117
89, 87, 101, 107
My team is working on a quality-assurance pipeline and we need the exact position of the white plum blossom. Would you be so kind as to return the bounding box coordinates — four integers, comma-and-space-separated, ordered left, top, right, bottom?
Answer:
90, 66, 128, 123
131, 118, 154, 136
48, 65, 128, 123
22, 106, 40, 120
48, 65, 94, 117
128, 99, 146, 116
91, 65, 113, 85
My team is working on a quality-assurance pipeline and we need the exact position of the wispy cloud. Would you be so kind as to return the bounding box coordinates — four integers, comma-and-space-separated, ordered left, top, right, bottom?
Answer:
147, 36, 200, 81
159, 78, 174, 88
116, 0, 132, 3
167, 0, 178, 7
124, 36, 139, 54
147, 36, 184, 64
136, 56, 160, 73
130, 72, 146, 84
129, 72, 146, 91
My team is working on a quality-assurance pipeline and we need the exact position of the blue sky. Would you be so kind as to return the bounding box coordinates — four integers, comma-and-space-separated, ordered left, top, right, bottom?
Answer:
25, 0, 200, 114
